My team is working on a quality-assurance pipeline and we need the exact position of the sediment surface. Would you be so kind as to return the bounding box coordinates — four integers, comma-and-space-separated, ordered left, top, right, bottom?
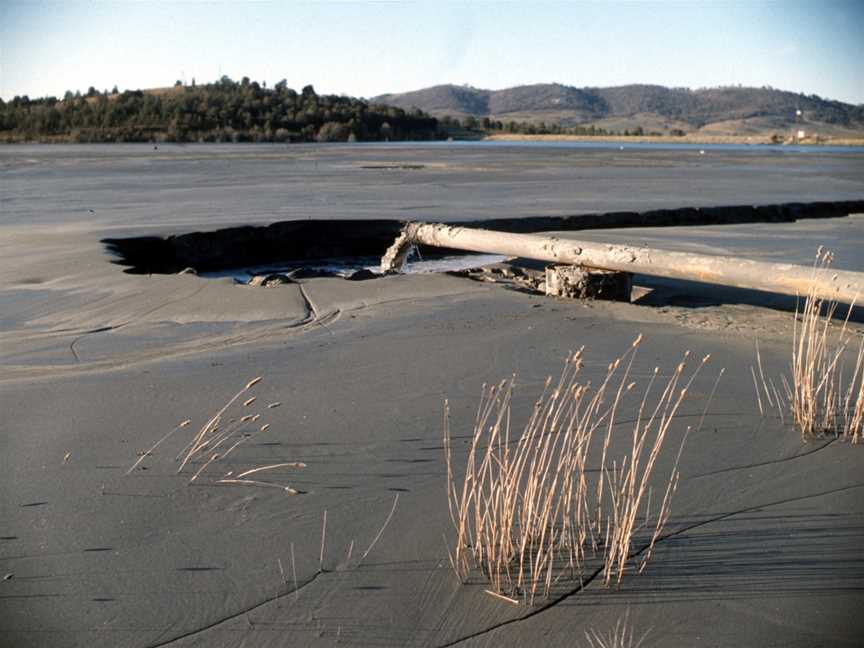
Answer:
1, 143, 863, 647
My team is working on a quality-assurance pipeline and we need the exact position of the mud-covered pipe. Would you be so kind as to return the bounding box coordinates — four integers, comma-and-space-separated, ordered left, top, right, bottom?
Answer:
382, 222, 863, 304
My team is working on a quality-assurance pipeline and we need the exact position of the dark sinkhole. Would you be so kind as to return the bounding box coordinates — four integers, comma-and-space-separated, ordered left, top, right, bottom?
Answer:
101, 201, 864, 278
103, 220, 408, 275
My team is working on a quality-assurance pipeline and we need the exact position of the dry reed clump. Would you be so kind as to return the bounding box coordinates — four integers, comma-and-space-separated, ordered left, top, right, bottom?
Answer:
584, 609, 650, 648
127, 377, 305, 490
754, 249, 863, 443
444, 335, 713, 605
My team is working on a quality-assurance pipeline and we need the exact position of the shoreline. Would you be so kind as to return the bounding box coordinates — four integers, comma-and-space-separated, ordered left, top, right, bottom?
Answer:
5, 133, 864, 147
485, 133, 864, 146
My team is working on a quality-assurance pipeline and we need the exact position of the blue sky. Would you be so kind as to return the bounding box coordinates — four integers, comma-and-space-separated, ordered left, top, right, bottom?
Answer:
2, 1, 862, 103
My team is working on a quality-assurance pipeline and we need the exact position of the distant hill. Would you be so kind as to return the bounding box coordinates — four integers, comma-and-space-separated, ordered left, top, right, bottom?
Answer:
374, 83, 864, 136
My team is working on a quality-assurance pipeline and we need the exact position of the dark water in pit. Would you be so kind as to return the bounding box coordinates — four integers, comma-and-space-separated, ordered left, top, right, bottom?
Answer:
200, 253, 508, 282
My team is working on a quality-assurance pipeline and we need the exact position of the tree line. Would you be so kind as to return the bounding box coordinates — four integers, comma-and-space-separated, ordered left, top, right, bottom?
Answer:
441, 114, 668, 137
0, 77, 440, 143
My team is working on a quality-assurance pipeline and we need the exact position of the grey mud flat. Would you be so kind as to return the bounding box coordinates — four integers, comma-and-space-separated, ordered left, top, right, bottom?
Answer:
1, 143, 863, 647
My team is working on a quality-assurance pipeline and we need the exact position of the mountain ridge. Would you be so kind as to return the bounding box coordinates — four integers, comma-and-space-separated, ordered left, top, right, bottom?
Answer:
373, 83, 864, 135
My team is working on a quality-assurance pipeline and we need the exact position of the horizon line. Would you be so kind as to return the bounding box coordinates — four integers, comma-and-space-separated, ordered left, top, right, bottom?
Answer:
5, 78, 861, 107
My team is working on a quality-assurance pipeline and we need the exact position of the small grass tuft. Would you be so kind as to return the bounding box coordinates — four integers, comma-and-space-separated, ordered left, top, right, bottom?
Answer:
584, 609, 650, 648
756, 249, 863, 443
126, 377, 306, 489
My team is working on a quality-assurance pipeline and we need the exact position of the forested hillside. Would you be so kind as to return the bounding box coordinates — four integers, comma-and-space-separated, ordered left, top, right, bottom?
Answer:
0, 77, 439, 143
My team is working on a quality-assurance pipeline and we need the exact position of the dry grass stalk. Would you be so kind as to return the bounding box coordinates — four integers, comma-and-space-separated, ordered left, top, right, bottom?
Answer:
750, 366, 764, 416
216, 478, 299, 493
277, 558, 287, 607
758, 249, 863, 443
190, 453, 220, 482
125, 419, 190, 475
290, 542, 299, 601
356, 493, 399, 567
319, 509, 328, 572
234, 463, 306, 479
445, 337, 710, 605
484, 589, 520, 605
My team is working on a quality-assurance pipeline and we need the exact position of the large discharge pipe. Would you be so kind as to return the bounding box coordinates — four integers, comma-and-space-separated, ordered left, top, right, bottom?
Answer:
381, 222, 863, 304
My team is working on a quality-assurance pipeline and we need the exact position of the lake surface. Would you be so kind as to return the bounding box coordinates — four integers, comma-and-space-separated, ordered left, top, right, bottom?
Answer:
378, 140, 864, 154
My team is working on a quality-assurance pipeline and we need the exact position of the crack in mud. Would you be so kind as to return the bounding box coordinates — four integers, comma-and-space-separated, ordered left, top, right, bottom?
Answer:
66, 283, 209, 363
298, 283, 334, 336
5, 305, 345, 385
69, 326, 115, 362
148, 569, 326, 647
687, 437, 837, 479
129, 282, 211, 324
145, 492, 398, 646
435, 481, 864, 647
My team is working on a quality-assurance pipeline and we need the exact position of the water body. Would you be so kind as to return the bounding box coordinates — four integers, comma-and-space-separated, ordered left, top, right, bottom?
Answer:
374, 140, 864, 154
201, 253, 507, 283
